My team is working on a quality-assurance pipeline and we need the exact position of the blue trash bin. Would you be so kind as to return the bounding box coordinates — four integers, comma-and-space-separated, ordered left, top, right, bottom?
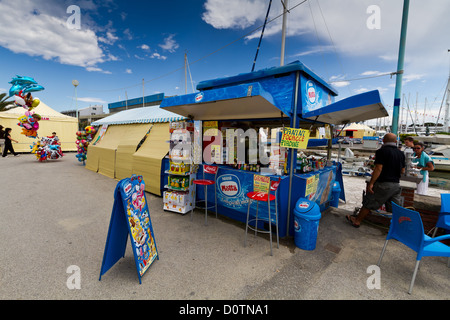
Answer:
331, 181, 341, 208
294, 198, 321, 250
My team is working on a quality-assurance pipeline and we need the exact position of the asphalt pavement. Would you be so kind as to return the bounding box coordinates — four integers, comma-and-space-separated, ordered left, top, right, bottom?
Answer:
0, 153, 449, 301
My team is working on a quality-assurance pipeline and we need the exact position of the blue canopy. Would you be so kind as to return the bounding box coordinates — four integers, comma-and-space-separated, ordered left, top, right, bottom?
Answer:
302, 90, 388, 125
161, 61, 387, 124
160, 82, 288, 120
197, 60, 338, 96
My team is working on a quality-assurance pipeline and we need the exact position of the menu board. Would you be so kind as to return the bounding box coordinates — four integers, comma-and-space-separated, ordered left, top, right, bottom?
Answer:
99, 175, 158, 284
253, 174, 270, 193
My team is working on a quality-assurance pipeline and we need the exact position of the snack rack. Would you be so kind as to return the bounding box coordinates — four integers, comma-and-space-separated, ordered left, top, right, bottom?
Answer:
163, 121, 197, 214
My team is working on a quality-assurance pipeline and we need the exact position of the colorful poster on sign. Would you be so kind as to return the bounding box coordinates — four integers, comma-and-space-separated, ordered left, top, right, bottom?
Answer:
253, 174, 270, 193
99, 175, 158, 284
306, 169, 335, 211
93, 124, 108, 145
280, 127, 310, 149
305, 174, 319, 196
121, 175, 158, 277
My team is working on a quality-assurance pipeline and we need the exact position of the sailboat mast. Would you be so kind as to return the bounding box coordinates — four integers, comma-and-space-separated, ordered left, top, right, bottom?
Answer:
444, 78, 450, 133
435, 50, 450, 133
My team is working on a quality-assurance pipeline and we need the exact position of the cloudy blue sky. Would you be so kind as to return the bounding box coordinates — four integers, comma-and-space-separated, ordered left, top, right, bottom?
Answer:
0, 0, 449, 125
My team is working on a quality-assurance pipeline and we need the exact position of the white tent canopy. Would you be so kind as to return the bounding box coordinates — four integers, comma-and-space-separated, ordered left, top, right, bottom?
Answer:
91, 105, 186, 126
343, 123, 376, 132
0, 101, 78, 152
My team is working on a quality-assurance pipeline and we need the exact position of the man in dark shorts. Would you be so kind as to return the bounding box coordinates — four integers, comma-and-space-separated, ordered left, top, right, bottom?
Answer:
346, 133, 405, 228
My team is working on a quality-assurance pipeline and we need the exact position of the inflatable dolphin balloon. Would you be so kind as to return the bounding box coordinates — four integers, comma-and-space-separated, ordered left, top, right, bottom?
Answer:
22, 84, 45, 94
8, 75, 38, 85
8, 75, 44, 97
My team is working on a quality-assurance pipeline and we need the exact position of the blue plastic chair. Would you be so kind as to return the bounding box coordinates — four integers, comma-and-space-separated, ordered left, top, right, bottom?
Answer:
377, 202, 450, 294
432, 193, 450, 238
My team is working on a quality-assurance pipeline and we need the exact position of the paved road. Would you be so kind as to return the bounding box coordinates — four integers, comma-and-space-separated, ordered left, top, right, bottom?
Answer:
0, 154, 449, 301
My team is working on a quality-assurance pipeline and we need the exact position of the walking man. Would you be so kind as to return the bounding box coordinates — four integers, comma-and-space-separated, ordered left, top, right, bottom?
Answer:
346, 133, 405, 228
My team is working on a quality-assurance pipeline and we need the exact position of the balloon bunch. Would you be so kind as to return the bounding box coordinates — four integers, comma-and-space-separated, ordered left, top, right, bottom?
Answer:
30, 135, 64, 162
75, 126, 96, 162
9, 75, 45, 138
17, 111, 41, 138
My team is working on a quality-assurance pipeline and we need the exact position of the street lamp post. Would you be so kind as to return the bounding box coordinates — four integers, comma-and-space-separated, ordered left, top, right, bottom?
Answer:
72, 79, 79, 129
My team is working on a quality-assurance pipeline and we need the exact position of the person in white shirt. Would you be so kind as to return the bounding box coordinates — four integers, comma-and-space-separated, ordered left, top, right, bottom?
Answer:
403, 136, 415, 172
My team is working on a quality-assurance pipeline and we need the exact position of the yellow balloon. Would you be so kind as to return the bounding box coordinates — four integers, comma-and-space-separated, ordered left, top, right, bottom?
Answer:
31, 98, 40, 109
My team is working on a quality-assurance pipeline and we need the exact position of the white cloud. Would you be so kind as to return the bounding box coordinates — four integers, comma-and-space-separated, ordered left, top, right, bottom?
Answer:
125, 69, 132, 74
150, 52, 167, 60
354, 86, 388, 95
77, 97, 107, 104
202, 0, 450, 79
354, 87, 370, 94
333, 81, 351, 88
403, 73, 424, 84
98, 31, 119, 45
123, 28, 133, 40
202, 0, 265, 29
0, 0, 116, 72
86, 67, 112, 74
139, 44, 150, 51
328, 74, 350, 87
159, 34, 179, 53
361, 71, 385, 76
291, 45, 334, 58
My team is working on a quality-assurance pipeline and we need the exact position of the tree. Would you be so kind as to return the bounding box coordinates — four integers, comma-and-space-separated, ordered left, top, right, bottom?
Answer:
0, 93, 14, 112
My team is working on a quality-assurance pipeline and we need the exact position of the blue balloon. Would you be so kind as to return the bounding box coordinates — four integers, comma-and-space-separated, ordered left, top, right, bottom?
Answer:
8, 75, 44, 97
9, 84, 23, 97
8, 75, 38, 85
22, 84, 45, 94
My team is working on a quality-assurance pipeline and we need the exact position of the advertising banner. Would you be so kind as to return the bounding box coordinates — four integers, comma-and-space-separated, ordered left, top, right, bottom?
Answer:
301, 76, 334, 115
99, 175, 158, 284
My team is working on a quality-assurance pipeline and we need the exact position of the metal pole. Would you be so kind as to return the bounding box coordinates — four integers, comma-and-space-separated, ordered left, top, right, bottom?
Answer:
280, 0, 288, 66
391, 0, 410, 135
444, 79, 450, 133
286, 71, 300, 237
185, 52, 187, 94
251, 0, 272, 72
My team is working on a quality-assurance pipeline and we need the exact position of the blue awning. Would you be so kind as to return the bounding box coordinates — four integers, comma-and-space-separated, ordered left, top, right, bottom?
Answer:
160, 82, 289, 120
302, 90, 388, 125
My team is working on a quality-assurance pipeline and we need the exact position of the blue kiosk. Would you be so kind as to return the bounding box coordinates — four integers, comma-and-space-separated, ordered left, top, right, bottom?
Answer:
161, 61, 387, 237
